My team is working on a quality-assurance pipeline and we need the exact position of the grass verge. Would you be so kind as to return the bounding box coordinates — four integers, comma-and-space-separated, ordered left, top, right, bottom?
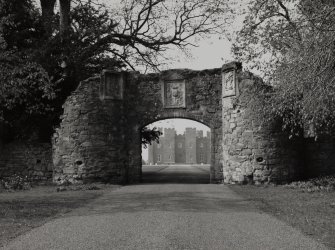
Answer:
230, 184, 335, 249
0, 185, 118, 247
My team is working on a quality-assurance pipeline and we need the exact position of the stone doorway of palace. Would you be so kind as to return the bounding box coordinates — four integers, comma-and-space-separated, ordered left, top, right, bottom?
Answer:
141, 118, 211, 184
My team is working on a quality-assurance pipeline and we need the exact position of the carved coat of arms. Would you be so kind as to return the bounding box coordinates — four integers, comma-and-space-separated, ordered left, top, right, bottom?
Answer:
222, 70, 236, 97
100, 70, 123, 100
164, 81, 186, 108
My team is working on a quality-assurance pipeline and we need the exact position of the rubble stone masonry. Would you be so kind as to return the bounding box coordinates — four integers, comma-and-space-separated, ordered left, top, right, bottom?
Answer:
221, 64, 302, 184
0, 142, 53, 181
1, 62, 335, 184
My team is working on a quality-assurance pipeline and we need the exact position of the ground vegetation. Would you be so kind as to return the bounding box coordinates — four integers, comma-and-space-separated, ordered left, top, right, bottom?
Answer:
231, 183, 335, 249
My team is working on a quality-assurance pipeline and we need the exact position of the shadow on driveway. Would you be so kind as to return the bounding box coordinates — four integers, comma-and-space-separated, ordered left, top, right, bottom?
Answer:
141, 164, 210, 184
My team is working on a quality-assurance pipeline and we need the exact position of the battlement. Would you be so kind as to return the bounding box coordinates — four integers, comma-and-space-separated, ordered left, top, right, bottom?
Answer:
176, 134, 185, 139
185, 128, 197, 135
196, 130, 203, 138
164, 128, 176, 137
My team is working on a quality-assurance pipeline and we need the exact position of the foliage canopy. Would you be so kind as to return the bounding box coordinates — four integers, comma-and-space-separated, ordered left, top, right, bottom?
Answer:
233, 0, 335, 137
0, 0, 230, 141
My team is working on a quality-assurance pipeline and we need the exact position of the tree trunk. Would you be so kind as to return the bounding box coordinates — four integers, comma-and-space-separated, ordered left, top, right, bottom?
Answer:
40, 0, 56, 37
59, 0, 71, 39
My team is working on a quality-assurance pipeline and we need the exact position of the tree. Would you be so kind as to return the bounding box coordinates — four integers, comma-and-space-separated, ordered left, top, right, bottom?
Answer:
141, 127, 162, 148
232, 0, 335, 137
0, 0, 232, 141
42, 0, 231, 72
40, 0, 56, 37
40, 0, 70, 38
0, 0, 56, 139
232, 0, 303, 79
0, 0, 124, 139
59, 0, 71, 38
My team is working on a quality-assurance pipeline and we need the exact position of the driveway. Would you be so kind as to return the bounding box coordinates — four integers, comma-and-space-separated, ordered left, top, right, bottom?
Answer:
1, 165, 328, 250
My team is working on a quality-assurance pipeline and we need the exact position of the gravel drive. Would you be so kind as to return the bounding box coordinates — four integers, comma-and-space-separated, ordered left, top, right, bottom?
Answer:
1, 165, 328, 250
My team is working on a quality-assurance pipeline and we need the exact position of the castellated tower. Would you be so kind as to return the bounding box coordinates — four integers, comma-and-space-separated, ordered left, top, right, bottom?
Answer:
148, 141, 154, 164
196, 130, 203, 138
175, 134, 186, 163
206, 131, 211, 164
148, 127, 164, 165
147, 127, 210, 165
197, 130, 210, 164
185, 128, 197, 164
162, 128, 176, 163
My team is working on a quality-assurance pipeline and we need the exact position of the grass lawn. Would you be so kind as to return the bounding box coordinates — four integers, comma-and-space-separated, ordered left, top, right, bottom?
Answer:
0, 185, 119, 247
230, 185, 335, 249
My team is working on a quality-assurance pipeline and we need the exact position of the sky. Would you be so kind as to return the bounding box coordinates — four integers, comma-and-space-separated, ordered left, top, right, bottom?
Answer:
147, 119, 210, 135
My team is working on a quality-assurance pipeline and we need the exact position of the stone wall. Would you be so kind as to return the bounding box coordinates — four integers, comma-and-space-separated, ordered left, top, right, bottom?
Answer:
127, 68, 224, 183
162, 128, 176, 164
0, 141, 52, 181
52, 62, 335, 185
0, 124, 3, 154
176, 135, 186, 163
196, 137, 210, 164
0, 126, 3, 169
185, 128, 197, 164
1, 62, 334, 184
303, 137, 335, 178
53, 76, 128, 184
53, 67, 224, 184
221, 63, 302, 184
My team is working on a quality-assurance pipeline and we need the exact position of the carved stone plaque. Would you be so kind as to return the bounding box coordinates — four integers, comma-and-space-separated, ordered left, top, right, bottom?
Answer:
222, 70, 236, 97
100, 70, 123, 100
164, 80, 186, 108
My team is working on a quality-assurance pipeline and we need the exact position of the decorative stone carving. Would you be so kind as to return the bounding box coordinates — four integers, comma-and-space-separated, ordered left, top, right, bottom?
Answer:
100, 70, 124, 100
163, 80, 186, 108
222, 61, 241, 98
222, 70, 236, 97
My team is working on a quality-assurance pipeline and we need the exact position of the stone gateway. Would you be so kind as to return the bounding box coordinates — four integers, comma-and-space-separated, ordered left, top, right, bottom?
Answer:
52, 62, 301, 185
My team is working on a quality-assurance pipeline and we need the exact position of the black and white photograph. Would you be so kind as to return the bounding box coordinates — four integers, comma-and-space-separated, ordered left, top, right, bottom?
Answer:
0, 0, 334, 249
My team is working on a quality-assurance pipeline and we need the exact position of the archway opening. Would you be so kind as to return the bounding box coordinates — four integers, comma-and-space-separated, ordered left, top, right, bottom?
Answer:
141, 118, 211, 184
